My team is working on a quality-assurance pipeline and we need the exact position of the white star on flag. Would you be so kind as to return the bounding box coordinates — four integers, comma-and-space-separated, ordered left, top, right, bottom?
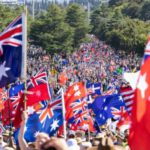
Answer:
67, 93, 71, 97
27, 106, 35, 115
100, 114, 102, 118
73, 85, 79, 91
119, 96, 123, 101
20, 107, 23, 111
34, 131, 40, 137
50, 119, 59, 131
103, 98, 106, 102
0, 61, 10, 80
137, 73, 148, 99
104, 106, 108, 111
74, 91, 81, 96
36, 90, 41, 97
12, 110, 16, 115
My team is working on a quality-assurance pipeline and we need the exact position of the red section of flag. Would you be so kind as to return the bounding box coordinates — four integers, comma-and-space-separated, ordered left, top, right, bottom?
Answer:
0, 15, 22, 56
69, 117, 94, 132
129, 57, 150, 150
12, 83, 51, 128
1, 83, 50, 128
27, 83, 51, 106
117, 111, 131, 129
1, 99, 13, 126
12, 97, 24, 128
66, 99, 87, 120
65, 82, 86, 108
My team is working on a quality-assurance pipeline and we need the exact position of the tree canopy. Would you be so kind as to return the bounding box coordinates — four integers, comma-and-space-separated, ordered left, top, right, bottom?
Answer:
91, 0, 150, 54
65, 4, 89, 47
0, 3, 90, 54
30, 3, 90, 53
0, 5, 24, 33
0, 1, 150, 55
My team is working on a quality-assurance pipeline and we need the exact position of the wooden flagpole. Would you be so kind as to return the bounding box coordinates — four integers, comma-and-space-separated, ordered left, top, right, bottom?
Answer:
22, 6, 27, 110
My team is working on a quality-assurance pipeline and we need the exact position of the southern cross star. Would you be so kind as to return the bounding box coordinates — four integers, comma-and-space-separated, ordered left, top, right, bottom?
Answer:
50, 119, 59, 131
0, 61, 10, 80
27, 106, 35, 115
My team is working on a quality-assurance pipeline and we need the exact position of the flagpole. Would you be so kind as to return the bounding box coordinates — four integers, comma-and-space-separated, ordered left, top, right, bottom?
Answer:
88, 127, 91, 142
22, 7, 27, 110
61, 88, 67, 139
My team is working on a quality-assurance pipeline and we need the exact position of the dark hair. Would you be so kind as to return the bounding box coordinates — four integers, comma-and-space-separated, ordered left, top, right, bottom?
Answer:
44, 148, 56, 150
41, 144, 56, 150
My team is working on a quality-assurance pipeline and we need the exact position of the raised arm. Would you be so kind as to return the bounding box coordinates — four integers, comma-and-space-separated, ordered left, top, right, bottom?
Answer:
18, 111, 28, 150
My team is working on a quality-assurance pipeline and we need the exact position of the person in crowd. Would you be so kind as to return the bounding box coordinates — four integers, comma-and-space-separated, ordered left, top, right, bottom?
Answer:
66, 130, 80, 150
0, 135, 7, 150
1, 37, 139, 150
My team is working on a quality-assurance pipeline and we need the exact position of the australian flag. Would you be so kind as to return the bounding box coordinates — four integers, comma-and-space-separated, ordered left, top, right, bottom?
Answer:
14, 92, 63, 143
14, 110, 63, 144
91, 94, 126, 126
9, 82, 24, 98
0, 14, 23, 88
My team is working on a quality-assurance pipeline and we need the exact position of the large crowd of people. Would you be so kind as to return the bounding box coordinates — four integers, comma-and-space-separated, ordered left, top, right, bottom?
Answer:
27, 37, 140, 95
0, 36, 141, 150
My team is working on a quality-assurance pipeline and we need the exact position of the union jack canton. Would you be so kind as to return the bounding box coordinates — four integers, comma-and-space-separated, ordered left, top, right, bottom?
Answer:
37, 95, 62, 124
0, 14, 23, 88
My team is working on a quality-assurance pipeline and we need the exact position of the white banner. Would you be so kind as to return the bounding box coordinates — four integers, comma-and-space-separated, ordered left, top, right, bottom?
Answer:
123, 71, 140, 90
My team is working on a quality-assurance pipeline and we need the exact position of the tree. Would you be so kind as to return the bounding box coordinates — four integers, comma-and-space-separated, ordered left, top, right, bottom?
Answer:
140, 1, 150, 21
122, 2, 141, 19
65, 3, 90, 47
30, 4, 74, 53
90, 2, 150, 54
90, 4, 110, 39
109, 0, 128, 7
0, 5, 23, 33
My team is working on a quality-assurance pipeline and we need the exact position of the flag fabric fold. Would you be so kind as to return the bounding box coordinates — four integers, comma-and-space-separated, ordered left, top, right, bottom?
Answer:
91, 94, 126, 126
1, 70, 51, 128
129, 35, 150, 150
65, 82, 86, 108
0, 15, 23, 88
14, 93, 63, 143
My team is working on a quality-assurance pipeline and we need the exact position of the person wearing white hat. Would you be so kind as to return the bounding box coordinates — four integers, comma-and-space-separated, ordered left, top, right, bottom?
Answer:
67, 139, 80, 150
66, 130, 80, 150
